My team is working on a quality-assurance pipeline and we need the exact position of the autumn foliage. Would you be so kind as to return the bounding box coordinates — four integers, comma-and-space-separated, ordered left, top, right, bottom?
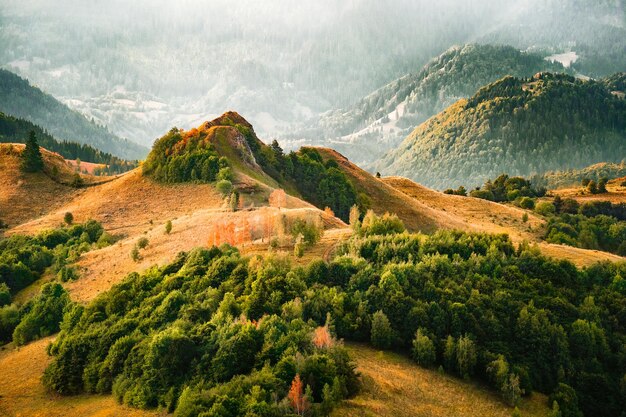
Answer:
269, 188, 287, 208
288, 374, 309, 416
207, 218, 252, 247
312, 325, 334, 349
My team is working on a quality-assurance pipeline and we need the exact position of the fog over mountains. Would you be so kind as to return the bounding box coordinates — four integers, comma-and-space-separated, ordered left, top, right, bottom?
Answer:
1, 0, 624, 146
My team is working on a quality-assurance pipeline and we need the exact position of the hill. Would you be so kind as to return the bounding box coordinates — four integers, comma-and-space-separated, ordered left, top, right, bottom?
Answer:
0, 111, 137, 173
378, 72, 626, 190
287, 44, 566, 163
0, 69, 148, 159
535, 162, 626, 190
0, 143, 115, 229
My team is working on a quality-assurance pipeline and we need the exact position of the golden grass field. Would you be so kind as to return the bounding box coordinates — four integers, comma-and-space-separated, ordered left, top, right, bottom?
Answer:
332, 343, 549, 417
0, 337, 164, 417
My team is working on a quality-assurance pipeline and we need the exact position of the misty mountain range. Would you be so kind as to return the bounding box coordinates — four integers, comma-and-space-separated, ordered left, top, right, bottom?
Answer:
1, 0, 624, 148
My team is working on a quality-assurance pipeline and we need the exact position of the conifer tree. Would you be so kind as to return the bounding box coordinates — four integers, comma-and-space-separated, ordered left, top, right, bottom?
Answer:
22, 131, 44, 172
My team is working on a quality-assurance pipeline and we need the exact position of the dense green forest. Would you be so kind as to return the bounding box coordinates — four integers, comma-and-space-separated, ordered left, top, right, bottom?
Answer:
0, 220, 111, 344
142, 127, 227, 183
379, 72, 626, 189
537, 199, 626, 256
39, 213, 625, 417
0, 69, 147, 159
0, 112, 137, 174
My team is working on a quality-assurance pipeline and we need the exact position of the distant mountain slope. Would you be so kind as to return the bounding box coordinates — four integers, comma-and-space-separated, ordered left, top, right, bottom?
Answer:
378, 72, 626, 190
288, 44, 566, 163
0, 69, 148, 159
478, 0, 626, 78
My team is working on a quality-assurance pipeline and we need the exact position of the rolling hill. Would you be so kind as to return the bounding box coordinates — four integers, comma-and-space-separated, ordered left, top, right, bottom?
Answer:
287, 44, 566, 163
0, 112, 137, 173
0, 69, 148, 159
377, 72, 626, 190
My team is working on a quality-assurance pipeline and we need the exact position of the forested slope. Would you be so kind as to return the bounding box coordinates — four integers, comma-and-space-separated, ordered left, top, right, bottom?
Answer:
0, 69, 147, 159
379, 73, 626, 189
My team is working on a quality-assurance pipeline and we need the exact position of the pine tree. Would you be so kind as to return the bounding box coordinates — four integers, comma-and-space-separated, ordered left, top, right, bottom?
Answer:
22, 131, 44, 172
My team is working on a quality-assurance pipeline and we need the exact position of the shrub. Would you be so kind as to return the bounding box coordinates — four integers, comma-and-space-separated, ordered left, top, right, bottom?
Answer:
291, 219, 322, 246
96, 232, 115, 248
518, 197, 535, 210
535, 201, 556, 216
64, 212, 74, 225
12, 283, 71, 346
0, 283, 10, 306
360, 210, 405, 236
217, 167, 234, 181
130, 246, 140, 262
57, 266, 78, 282
412, 328, 436, 367
137, 237, 149, 249
165, 220, 172, 235
0, 304, 19, 343
371, 310, 392, 349
216, 179, 233, 196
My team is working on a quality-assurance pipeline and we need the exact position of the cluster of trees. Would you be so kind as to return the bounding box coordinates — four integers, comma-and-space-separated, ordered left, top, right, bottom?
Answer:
380, 72, 626, 190
0, 220, 109, 344
43, 213, 626, 416
142, 127, 228, 183
538, 197, 626, 255
545, 213, 626, 255
581, 177, 608, 194
44, 246, 358, 416
447, 174, 546, 204
338, 229, 625, 416
532, 162, 626, 190
0, 114, 137, 174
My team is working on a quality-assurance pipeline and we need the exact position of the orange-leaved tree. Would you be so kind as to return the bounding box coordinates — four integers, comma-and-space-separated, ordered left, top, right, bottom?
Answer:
288, 374, 309, 416
312, 325, 333, 349
269, 188, 287, 209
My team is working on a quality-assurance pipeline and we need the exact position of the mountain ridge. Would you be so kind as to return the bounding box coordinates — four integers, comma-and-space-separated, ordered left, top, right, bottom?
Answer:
286, 44, 567, 163
0, 69, 148, 159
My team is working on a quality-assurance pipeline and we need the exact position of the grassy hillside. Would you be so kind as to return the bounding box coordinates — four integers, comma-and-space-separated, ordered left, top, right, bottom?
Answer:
333, 344, 549, 417
290, 44, 566, 163
0, 143, 115, 228
379, 72, 626, 189
0, 69, 147, 159
2, 112, 625, 417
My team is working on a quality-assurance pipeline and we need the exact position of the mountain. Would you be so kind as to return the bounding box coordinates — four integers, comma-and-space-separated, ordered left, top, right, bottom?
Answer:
377, 72, 626, 190
286, 44, 567, 163
2, 2, 622, 145
0, 69, 148, 159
